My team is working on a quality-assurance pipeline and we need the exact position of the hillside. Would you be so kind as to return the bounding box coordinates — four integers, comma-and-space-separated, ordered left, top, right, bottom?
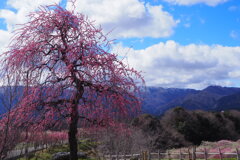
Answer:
131, 108, 240, 150
0, 86, 24, 114
215, 92, 240, 111
142, 85, 240, 115
1, 85, 240, 115
142, 87, 197, 115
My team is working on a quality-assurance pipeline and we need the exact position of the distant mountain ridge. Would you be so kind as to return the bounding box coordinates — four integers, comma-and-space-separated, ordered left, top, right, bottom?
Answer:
0, 86, 24, 114
142, 85, 240, 115
215, 92, 240, 111
1, 85, 240, 116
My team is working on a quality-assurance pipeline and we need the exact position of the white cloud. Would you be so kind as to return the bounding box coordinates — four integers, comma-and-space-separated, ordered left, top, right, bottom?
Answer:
66, 0, 178, 38
0, 0, 62, 55
0, 9, 30, 31
162, 0, 228, 6
0, 30, 11, 52
7, 0, 61, 10
113, 41, 240, 89
0, 0, 61, 32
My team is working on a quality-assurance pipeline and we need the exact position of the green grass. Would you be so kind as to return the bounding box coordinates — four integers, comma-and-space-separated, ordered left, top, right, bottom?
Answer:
18, 144, 69, 160
78, 139, 98, 152
18, 140, 97, 160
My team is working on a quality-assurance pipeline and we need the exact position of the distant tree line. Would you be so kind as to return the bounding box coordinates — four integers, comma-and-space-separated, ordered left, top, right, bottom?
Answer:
68, 108, 240, 154
131, 107, 240, 150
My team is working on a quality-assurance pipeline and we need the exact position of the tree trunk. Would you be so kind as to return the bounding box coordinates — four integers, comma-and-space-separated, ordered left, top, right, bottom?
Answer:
68, 73, 83, 160
69, 103, 79, 160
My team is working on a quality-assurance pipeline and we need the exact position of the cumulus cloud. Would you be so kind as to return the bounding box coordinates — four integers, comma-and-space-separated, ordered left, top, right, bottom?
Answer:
7, 0, 60, 10
66, 0, 178, 38
0, 30, 11, 52
0, 0, 62, 54
162, 0, 228, 6
113, 41, 240, 89
0, 0, 61, 31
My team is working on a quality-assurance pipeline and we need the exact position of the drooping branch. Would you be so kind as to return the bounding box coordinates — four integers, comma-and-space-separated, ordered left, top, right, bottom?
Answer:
1, 4, 144, 160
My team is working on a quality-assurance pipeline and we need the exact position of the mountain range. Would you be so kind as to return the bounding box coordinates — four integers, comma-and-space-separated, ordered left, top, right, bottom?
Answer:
142, 85, 240, 115
1, 85, 240, 115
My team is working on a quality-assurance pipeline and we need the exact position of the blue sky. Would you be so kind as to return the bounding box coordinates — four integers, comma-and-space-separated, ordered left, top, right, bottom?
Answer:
118, 0, 240, 49
0, 0, 240, 89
